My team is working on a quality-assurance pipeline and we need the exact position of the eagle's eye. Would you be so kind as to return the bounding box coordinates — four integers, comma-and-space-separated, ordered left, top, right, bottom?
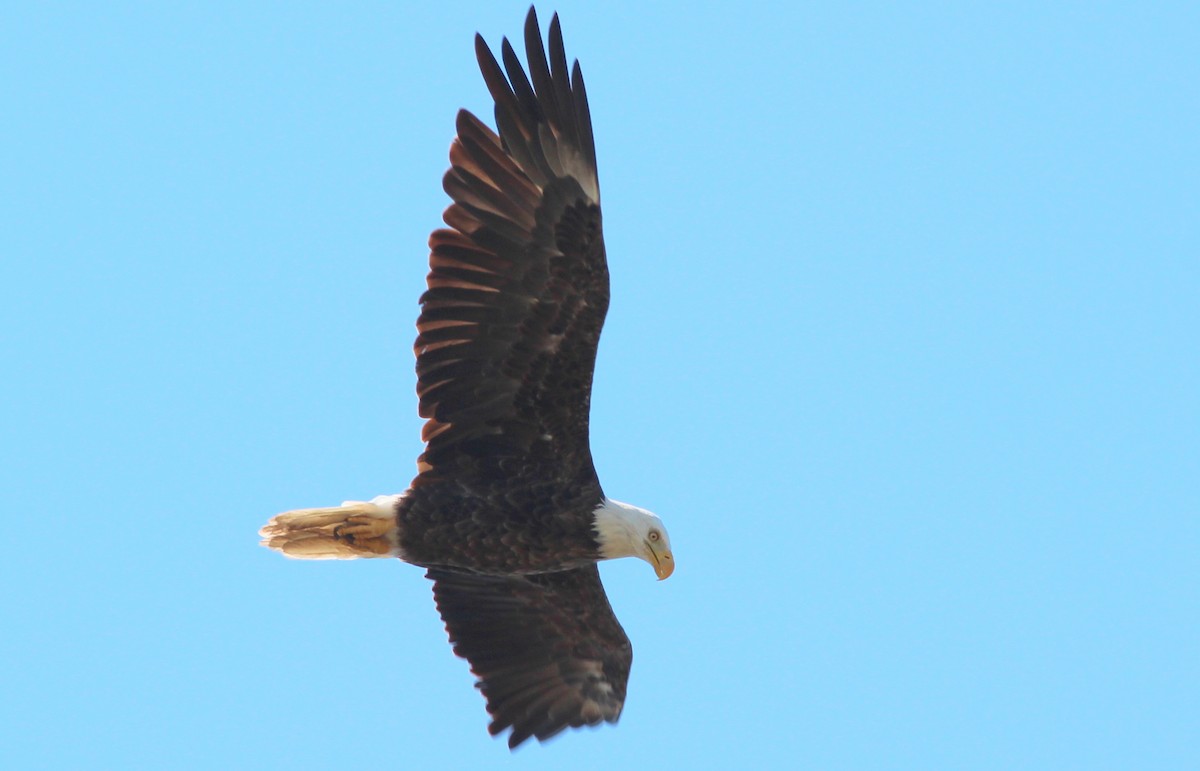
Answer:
648, 531, 660, 542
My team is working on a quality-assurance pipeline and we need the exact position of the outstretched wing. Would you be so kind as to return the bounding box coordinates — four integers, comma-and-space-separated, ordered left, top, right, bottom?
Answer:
428, 566, 632, 749
414, 8, 608, 485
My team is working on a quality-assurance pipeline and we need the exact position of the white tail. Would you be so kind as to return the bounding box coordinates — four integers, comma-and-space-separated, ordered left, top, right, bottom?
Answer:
259, 494, 404, 560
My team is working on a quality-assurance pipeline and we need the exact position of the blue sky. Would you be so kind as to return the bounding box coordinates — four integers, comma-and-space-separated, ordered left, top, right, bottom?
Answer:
3, 2, 1196, 768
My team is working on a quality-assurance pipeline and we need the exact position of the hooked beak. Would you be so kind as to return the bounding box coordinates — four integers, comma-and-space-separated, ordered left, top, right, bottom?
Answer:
646, 541, 675, 580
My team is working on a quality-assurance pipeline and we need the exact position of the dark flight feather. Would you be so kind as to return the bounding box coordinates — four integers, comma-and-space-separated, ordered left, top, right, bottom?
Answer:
429, 566, 632, 749
413, 8, 607, 483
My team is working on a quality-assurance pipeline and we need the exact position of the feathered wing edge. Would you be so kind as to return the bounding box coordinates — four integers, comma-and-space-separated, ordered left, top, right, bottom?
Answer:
428, 566, 632, 749
475, 8, 599, 202
413, 6, 608, 480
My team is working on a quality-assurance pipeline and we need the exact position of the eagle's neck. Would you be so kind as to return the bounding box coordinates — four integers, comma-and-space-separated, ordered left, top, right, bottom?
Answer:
592, 497, 655, 560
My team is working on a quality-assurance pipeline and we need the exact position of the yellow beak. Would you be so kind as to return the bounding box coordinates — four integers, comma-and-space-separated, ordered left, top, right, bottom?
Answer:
648, 545, 675, 580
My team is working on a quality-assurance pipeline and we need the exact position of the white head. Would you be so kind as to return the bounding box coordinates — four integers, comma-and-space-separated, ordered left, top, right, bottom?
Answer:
592, 498, 675, 580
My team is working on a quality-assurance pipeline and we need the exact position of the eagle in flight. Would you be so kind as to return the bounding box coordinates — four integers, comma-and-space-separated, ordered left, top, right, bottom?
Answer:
260, 6, 674, 749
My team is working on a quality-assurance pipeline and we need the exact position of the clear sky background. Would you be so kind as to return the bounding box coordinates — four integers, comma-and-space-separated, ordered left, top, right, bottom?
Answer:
3, 2, 1196, 768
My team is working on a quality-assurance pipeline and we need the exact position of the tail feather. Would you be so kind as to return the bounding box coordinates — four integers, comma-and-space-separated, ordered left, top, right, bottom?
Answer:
259, 494, 404, 560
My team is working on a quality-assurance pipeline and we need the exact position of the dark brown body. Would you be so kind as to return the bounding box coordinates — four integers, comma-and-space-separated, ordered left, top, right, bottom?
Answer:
396, 475, 603, 574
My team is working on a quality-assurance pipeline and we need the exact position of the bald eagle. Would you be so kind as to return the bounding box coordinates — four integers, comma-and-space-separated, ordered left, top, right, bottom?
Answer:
259, 7, 674, 750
